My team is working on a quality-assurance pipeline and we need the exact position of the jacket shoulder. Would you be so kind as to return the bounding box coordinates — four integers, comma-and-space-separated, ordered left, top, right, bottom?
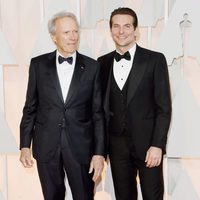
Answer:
30, 51, 56, 63
137, 45, 165, 58
97, 51, 115, 63
79, 53, 97, 64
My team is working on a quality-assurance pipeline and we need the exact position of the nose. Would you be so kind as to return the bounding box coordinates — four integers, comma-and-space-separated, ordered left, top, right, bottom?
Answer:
70, 33, 75, 40
70, 31, 78, 40
119, 27, 124, 34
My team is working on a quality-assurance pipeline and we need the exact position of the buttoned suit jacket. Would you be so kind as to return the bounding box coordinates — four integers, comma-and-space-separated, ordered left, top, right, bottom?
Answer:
98, 45, 171, 160
20, 50, 105, 164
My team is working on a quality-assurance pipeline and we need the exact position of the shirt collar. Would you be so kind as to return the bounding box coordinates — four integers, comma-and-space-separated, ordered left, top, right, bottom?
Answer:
128, 43, 136, 59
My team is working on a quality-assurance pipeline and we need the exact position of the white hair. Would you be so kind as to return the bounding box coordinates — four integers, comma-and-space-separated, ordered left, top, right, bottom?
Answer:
48, 11, 79, 35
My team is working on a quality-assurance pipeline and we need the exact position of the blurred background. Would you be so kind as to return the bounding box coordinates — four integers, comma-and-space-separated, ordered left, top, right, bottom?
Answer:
0, 0, 200, 199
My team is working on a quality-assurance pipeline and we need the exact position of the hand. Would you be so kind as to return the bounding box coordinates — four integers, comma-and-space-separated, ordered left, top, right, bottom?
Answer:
145, 146, 162, 168
89, 155, 105, 182
20, 148, 34, 168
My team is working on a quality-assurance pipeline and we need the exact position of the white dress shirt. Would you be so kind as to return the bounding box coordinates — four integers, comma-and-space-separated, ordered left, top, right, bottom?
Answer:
56, 51, 76, 101
113, 44, 136, 90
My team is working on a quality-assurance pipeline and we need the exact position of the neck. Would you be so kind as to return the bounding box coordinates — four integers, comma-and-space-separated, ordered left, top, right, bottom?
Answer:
116, 48, 129, 54
57, 49, 76, 58
116, 43, 135, 55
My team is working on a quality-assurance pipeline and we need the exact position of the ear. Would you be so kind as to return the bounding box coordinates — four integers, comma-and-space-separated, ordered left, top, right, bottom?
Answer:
134, 27, 140, 41
50, 34, 57, 43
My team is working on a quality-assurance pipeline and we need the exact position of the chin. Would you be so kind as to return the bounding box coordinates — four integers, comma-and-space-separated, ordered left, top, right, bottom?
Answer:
117, 43, 129, 48
65, 49, 76, 54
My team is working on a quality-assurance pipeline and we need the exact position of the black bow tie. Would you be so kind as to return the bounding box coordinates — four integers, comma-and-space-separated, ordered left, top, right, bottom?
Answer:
114, 51, 131, 62
58, 55, 73, 64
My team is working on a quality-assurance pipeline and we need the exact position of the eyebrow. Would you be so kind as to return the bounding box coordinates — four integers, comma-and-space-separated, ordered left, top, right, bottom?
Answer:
113, 23, 132, 26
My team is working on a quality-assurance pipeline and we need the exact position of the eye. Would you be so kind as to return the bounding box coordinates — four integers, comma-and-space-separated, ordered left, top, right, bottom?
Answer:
124, 24, 131, 28
112, 24, 119, 28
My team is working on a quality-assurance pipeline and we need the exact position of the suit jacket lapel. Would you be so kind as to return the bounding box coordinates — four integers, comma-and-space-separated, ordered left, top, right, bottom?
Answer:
47, 51, 64, 104
127, 45, 148, 105
65, 52, 85, 106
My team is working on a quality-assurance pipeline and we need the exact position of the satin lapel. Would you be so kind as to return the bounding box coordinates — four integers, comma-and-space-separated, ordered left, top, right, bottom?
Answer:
47, 51, 64, 104
65, 52, 85, 106
127, 46, 148, 106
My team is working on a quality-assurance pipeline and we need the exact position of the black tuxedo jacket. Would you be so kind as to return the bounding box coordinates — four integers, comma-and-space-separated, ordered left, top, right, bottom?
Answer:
20, 50, 105, 164
98, 45, 171, 160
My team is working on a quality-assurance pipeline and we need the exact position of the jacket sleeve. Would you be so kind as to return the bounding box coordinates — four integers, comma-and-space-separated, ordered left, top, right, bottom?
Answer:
151, 53, 172, 152
20, 58, 38, 149
92, 62, 106, 157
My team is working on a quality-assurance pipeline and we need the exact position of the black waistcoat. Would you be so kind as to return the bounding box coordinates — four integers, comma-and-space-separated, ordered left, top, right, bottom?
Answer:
109, 70, 130, 136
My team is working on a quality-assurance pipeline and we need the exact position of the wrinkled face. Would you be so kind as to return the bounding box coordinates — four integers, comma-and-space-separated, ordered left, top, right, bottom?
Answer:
51, 17, 79, 57
111, 14, 137, 53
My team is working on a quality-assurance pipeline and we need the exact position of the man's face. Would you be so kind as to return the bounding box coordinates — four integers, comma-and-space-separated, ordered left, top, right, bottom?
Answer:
111, 14, 136, 53
51, 17, 79, 57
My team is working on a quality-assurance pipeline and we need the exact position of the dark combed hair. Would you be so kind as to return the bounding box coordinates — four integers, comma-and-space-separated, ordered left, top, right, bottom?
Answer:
109, 7, 138, 29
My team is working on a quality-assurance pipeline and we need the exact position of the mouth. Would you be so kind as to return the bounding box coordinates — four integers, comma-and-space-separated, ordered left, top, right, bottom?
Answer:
118, 37, 126, 41
118, 36, 126, 39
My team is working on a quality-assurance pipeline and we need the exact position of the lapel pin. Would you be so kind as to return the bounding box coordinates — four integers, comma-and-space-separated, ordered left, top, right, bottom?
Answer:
80, 65, 85, 70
